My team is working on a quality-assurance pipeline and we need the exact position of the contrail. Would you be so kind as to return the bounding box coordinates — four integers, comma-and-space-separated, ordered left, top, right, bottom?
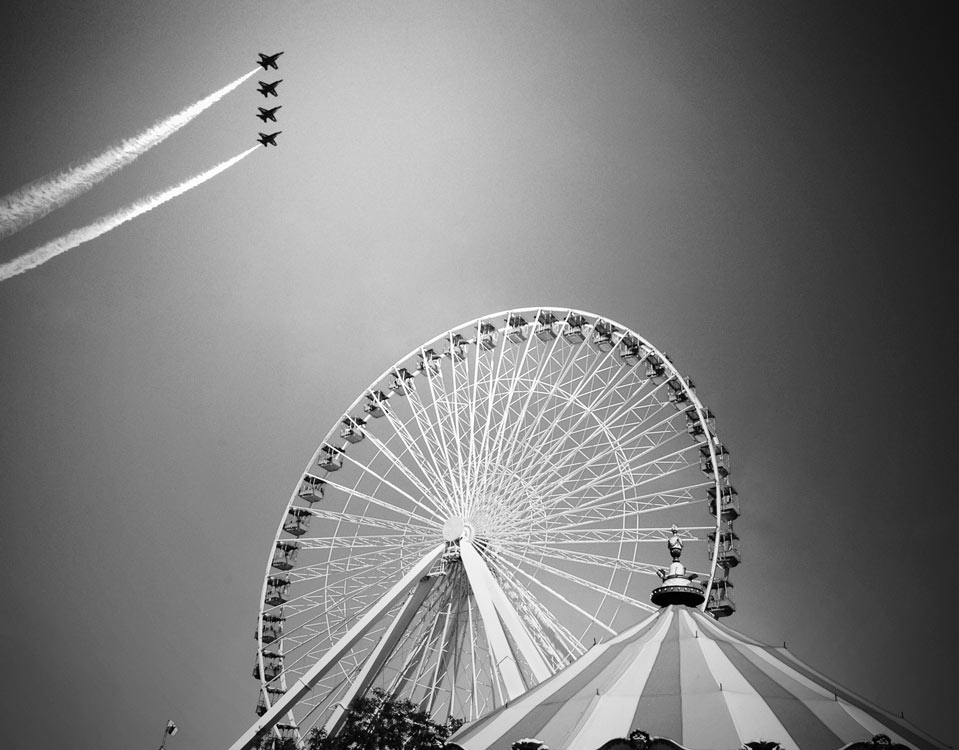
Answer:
0, 147, 258, 282
0, 69, 258, 240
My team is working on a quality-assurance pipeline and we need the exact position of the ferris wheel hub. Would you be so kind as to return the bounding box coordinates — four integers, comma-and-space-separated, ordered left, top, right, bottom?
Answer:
443, 516, 474, 541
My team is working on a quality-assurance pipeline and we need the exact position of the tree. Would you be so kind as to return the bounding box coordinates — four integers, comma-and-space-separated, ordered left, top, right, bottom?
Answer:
304, 689, 463, 750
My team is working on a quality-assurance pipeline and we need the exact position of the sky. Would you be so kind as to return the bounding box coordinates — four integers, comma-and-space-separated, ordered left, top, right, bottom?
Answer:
0, 2, 955, 749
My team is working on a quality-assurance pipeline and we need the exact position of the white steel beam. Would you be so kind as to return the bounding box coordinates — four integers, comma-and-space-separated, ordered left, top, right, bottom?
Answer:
460, 540, 551, 683
229, 543, 446, 750
459, 540, 526, 699
322, 572, 440, 738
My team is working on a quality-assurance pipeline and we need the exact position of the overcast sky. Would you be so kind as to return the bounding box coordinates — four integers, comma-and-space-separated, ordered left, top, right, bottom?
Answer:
0, 3, 955, 749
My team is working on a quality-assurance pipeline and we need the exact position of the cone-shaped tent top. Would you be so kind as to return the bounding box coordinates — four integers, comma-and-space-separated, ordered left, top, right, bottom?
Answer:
449, 534, 945, 750
447, 605, 945, 750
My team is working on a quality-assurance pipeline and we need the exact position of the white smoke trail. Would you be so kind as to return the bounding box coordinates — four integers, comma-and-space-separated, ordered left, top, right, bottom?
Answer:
0, 147, 258, 282
0, 69, 258, 239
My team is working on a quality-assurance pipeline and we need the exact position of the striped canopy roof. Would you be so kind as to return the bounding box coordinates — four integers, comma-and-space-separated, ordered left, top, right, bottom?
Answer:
448, 605, 946, 750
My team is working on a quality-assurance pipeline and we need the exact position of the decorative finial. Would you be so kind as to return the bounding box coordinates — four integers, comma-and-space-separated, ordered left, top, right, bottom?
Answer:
667, 524, 683, 561
651, 525, 705, 608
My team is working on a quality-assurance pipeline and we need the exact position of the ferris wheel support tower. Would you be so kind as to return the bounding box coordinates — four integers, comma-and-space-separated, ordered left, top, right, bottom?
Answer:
230, 535, 564, 750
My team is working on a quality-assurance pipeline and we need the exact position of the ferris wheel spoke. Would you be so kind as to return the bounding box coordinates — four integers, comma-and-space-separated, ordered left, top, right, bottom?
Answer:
418, 349, 467, 506
528, 436, 705, 512
505, 387, 665, 497
279, 569, 413, 627
433, 591, 470, 711
268, 610, 386, 680
404, 616, 443, 696
404, 369, 462, 511
287, 543, 437, 596
465, 597, 480, 717
506, 399, 678, 502
508, 351, 673, 473
357, 428, 452, 520
461, 329, 487, 511
532, 448, 703, 518
538, 393, 679, 482
284, 546, 429, 581
297, 534, 434, 551
509, 544, 663, 577
532, 482, 710, 529
462, 346, 489, 503
279, 560, 430, 659
482, 551, 584, 665
366, 402, 454, 497
282, 587, 407, 627
424, 601, 457, 714
277, 638, 376, 690
488, 548, 618, 636
498, 545, 657, 614
305, 506, 435, 534
479, 321, 563, 501
382, 580, 463, 702
443, 335, 475, 514
499, 338, 650, 486
482, 323, 548, 499
361, 584, 452, 707
386, 619, 437, 699
507, 525, 714, 547
509, 401, 685, 507
511, 355, 644, 479
471, 356, 519, 501
379, 398, 459, 516
278, 554, 437, 621
473, 318, 517, 500
336, 451, 449, 525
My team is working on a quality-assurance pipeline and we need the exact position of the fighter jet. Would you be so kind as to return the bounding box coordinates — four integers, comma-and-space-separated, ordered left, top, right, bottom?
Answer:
257, 131, 281, 147
256, 106, 282, 123
257, 52, 284, 70
257, 80, 282, 98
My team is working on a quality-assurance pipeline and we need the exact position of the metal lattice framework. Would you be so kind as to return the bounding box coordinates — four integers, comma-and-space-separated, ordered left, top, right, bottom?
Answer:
232, 308, 740, 750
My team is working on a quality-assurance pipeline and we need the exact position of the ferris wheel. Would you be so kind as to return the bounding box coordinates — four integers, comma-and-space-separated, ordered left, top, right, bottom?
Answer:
233, 308, 741, 749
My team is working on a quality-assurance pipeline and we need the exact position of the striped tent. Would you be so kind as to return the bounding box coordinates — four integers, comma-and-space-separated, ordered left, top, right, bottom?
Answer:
448, 604, 946, 750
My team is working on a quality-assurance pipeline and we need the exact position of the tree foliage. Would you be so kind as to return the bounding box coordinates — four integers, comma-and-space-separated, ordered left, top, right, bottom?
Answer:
303, 689, 463, 750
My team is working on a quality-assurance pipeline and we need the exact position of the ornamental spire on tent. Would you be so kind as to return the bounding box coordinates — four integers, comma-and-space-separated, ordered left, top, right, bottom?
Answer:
651, 525, 705, 609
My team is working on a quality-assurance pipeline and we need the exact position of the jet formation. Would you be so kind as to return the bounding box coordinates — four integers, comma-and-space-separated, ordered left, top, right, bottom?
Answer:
257, 51, 284, 70
257, 106, 281, 123
255, 53, 284, 147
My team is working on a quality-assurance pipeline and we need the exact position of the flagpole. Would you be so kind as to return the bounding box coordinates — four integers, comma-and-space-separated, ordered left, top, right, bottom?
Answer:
158, 720, 177, 750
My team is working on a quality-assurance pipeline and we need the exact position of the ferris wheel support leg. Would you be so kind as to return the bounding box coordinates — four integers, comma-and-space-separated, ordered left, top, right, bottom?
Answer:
229, 543, 446, 750
460, 540, 550, 692
322, 572, 440, 738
